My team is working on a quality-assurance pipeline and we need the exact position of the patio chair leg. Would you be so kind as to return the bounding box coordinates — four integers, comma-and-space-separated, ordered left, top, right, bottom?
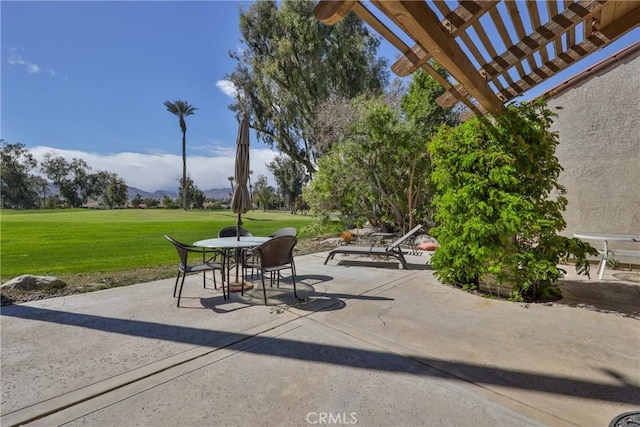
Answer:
292, 268, 298, 299
176, 275, 187, 307
173, 273, 181, 298
261, 272, 268, 305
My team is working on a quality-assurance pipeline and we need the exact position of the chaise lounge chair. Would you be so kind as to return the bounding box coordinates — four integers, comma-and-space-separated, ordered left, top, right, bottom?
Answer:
324, 225, 423, 269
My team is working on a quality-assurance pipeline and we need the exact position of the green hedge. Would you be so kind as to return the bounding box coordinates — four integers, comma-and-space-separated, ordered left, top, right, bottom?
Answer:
428, 102, 597, 301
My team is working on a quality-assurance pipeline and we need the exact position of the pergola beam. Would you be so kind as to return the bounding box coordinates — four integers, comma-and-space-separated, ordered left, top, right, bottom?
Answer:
313, 0, 486, 116
371, 0, 504, 115
391, 1, 499, 77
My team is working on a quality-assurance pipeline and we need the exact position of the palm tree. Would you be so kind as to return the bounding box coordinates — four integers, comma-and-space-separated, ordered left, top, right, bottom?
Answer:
164, 100, 198, 210
228, 176, 235, 199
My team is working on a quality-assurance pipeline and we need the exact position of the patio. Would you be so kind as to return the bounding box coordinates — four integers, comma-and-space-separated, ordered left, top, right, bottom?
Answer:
1, 250, 639, 426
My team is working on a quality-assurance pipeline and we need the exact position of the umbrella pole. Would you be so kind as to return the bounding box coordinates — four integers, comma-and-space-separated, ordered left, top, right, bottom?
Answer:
235, 213, 242, 283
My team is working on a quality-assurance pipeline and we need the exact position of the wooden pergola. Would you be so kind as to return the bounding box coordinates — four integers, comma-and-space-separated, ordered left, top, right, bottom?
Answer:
314, 0, 640, 116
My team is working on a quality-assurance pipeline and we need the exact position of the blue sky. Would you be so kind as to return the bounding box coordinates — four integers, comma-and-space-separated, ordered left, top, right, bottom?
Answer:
2, 1, 638, 192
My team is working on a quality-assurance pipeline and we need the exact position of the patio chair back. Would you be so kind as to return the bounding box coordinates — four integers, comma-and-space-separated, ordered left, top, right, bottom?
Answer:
269, 227, 298, 238
386, 224, 423, 250
254, 235, 298, 304
164, 235, 225, 306
218, 226, 252, 237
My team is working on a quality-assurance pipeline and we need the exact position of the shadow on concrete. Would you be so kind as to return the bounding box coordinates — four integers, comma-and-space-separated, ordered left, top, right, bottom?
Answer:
612, 272, 640, 283
3, 305, 639, 405
557, 280, 640, 318
240, 275, 394, 311
336, 260, 434, 270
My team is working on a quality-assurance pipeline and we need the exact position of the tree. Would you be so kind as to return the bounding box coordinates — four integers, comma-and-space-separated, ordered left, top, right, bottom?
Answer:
131, 193, 144, 208
178, 176, 203, 209
428, 102, 597, 301
400, 65, 460, 136
267, 154, 307, 213
164, 99, 197, 210
228, 0, 388, 174
306, 95, 432, 232
192, 188, 205, 209
103, 174, 128, 208
143, 198, 159, 208
30, 175, 49, 208
40, 154, 89, 207
83, 170, 111, 203
0, 141, 39, 209
303, 140, 372, 227
227, 176, 235, 199
162, 195, 176, 209
40, 154, 111, 208
306, 67, 460, 232
252, 174, 277, 211
398, 65, 460, 229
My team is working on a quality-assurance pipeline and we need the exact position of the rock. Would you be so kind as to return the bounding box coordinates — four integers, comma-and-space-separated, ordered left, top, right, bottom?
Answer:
1, 275, 68, 292
319, 237, 344, 247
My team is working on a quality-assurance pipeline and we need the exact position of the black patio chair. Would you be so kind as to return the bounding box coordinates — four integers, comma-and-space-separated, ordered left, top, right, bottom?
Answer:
164, 235, 226, 307
218, 226, 252, 237
252, 235, 298, 305
269, 227, 297, 238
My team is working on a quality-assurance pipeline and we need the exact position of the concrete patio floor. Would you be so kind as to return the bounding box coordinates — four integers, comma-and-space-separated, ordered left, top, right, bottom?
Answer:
1, 250, 639, 426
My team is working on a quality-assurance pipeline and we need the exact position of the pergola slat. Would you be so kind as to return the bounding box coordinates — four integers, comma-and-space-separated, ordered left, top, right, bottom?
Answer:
482, 0, 607, 79
504, 1, 538, 72
438, 0, 608, 108
564, 0, 576, 48
547, 1, 564, 57
526, 1, 549, 64
488, 7, 527, 76
497, 8, 638, 101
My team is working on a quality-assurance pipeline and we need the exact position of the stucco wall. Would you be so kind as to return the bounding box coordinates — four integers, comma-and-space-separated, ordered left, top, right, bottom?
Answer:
544, 48, 640, 254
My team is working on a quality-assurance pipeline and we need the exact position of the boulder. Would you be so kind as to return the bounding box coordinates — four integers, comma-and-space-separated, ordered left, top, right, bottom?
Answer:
319, 237, 345, 247
1, 275, 68, 292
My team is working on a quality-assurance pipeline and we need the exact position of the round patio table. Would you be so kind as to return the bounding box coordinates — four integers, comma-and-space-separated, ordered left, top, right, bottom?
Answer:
193, 236, 271, 293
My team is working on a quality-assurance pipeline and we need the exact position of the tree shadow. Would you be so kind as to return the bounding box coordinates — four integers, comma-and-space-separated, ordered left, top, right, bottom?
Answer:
2, 304, 639, 406
336, 260, 434, 270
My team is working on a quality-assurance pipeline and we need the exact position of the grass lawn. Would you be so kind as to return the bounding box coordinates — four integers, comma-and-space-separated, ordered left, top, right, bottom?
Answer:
1, 209, 315, 292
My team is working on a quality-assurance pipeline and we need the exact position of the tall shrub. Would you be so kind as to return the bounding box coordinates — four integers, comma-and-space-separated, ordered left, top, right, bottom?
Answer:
428, 102, 596, 301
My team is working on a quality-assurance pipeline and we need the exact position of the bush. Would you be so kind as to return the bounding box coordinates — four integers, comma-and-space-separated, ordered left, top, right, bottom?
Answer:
428, 102, 597, 301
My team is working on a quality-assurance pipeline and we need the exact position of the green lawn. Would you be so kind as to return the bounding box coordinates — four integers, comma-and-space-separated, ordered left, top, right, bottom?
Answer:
0, 208, 313, 282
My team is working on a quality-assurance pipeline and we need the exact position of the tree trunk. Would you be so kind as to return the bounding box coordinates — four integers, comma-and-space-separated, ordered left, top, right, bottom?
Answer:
182, 130, 187, 210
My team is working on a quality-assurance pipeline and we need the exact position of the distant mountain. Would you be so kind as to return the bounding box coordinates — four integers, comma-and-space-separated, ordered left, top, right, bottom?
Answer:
46, 183, 231, 201
128, 187, 231, 201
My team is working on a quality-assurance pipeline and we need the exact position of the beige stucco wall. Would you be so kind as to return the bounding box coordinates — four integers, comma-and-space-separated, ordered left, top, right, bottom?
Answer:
544, 48, 640, 255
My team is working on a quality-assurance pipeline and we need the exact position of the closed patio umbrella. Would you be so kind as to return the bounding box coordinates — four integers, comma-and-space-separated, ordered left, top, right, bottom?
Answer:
230, 116, 252, 286
231, 116, 251, 236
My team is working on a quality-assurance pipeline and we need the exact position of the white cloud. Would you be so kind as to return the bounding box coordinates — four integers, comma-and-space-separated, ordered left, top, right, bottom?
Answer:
8, 49, 54, 76
26, 63, 41, 74
29, 146, 278, 192
215, 79, 237, 98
